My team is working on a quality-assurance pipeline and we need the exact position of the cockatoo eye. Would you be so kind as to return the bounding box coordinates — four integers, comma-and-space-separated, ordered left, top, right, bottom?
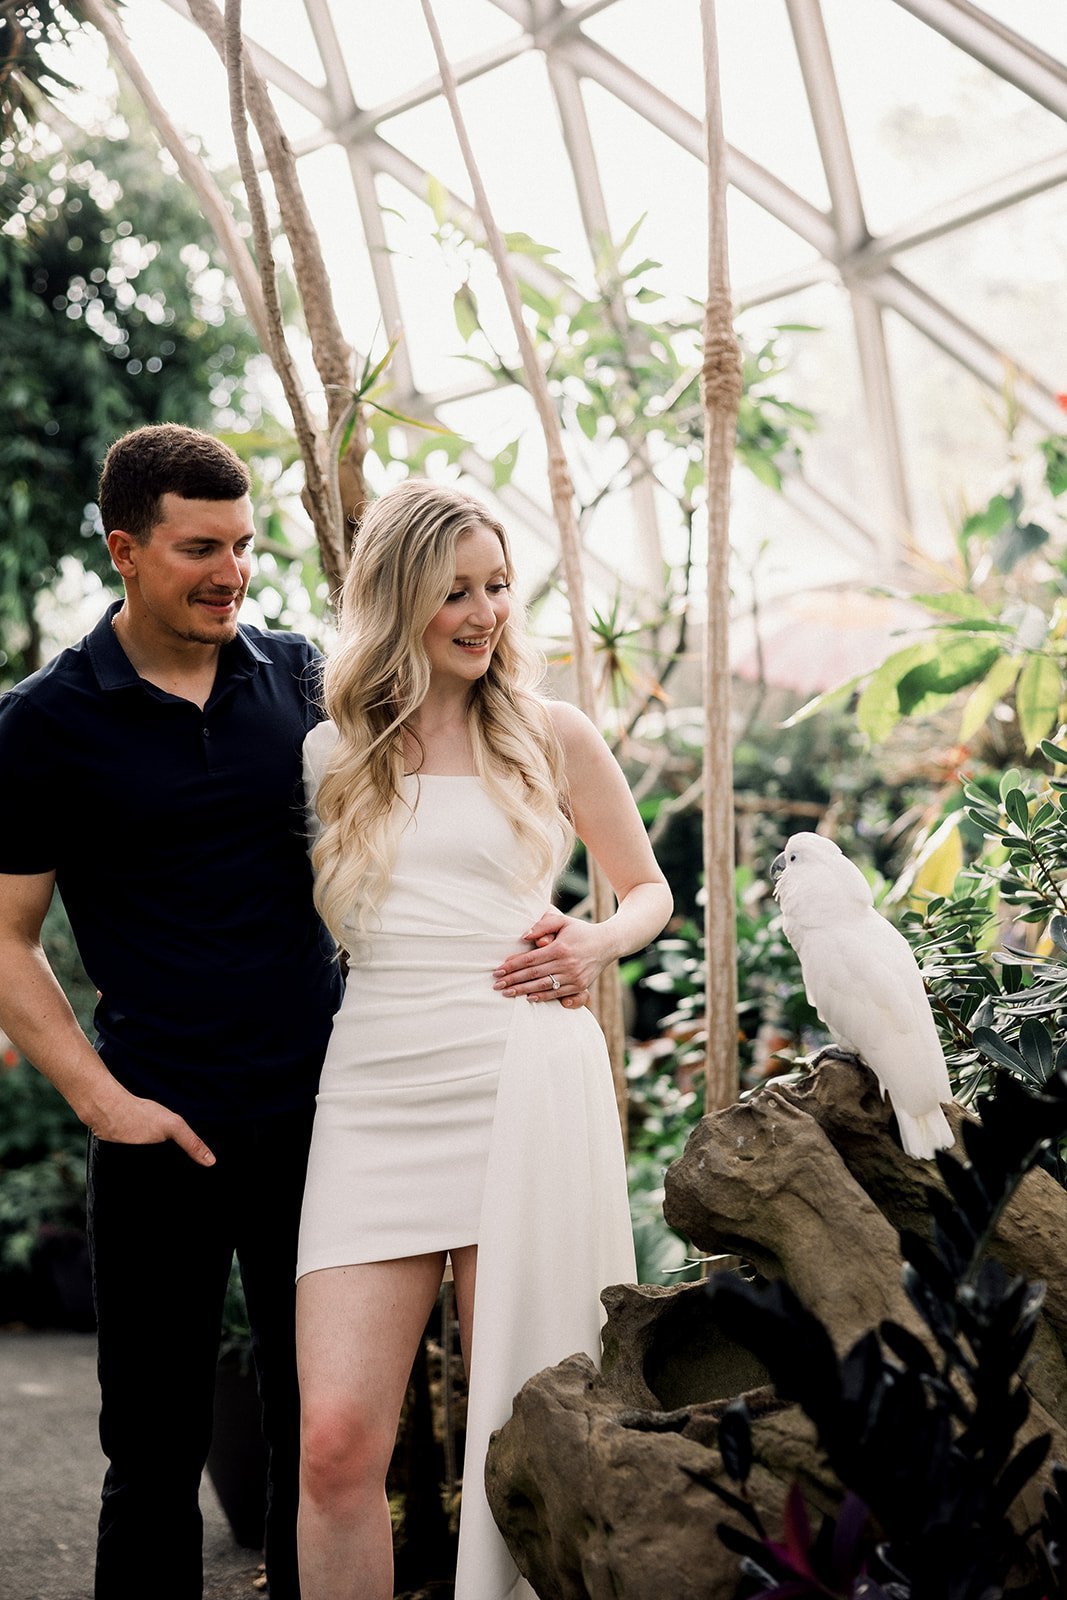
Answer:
789, 853, 797, 861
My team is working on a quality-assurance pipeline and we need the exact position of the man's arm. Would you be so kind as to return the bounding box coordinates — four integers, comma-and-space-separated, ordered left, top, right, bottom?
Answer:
0, 872, 215, 1165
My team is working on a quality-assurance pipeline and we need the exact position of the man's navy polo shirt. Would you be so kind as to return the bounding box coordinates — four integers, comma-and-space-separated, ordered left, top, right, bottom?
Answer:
0, 602, 343, 1124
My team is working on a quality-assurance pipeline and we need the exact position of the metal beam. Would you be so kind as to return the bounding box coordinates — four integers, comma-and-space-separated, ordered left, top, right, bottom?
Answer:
849, 289, 912, 556
333, 36, 531, 145
544, 50, 666, 591
855, 147, 1067, 268
555, 31, 839, 259
890, 0, 1067, 123
785, 0, 868, 255
161, 0, 333, 122
875, 268, 1066, 432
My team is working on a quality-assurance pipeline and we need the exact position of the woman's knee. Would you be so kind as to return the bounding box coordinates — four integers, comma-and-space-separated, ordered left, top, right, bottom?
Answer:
300, 1401, 394, 1507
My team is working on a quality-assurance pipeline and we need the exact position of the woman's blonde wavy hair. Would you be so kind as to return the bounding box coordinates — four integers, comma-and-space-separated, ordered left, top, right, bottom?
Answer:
311, 478, 572, 948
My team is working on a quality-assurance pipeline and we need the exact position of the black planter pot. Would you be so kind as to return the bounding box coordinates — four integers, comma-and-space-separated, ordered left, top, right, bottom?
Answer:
206, 1353, 268, 1550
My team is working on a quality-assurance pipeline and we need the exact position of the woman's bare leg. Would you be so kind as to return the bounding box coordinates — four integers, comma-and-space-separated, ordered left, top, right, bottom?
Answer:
449, 1244, 477, 1375
296, 1253, 446, 1600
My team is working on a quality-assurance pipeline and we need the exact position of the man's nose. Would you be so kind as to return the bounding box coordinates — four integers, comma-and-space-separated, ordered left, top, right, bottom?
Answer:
213, 548, 248, 588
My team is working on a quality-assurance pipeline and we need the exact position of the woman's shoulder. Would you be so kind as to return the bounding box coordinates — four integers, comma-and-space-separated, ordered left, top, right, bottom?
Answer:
303, 718, 339, 788
543, 698, 601, 755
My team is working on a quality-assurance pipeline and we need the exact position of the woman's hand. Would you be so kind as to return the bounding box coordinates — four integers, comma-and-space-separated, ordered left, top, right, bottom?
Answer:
492, 910, 614, 1008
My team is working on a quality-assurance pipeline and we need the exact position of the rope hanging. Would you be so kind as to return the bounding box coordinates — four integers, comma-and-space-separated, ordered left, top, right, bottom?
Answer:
700, 0, 742, 1112
420, 0, 628, 1128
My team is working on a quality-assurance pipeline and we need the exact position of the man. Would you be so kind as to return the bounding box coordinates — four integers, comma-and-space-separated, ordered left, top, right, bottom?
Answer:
0, 425, 343, 1599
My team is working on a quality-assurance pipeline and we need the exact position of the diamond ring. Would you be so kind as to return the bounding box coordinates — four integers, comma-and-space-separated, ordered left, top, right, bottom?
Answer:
549, 973, 561, 991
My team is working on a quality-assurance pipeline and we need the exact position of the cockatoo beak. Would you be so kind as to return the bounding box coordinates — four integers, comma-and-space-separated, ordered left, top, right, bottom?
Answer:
770, 851, 786, 883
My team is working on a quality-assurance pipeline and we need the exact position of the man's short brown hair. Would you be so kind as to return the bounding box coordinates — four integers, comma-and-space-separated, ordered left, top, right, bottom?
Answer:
98, 424, 252, 543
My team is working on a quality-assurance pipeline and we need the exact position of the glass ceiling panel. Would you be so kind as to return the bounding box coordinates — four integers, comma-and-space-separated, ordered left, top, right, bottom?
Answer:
333, 0, 526, 108
58, 0, 1067, 592
822, 0, 1067, 236
901, 190, 1067, 395
884, 313, 1017, 559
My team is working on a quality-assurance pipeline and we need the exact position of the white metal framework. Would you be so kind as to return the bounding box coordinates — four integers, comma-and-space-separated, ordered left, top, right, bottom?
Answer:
160, 0, 1067, 586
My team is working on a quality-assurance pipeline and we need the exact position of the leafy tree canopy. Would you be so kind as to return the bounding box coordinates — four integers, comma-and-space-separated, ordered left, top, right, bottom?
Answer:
0, 91, 261, 680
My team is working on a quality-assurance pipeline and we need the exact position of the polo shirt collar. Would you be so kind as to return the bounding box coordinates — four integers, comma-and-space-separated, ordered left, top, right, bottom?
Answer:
85, 600, 272, 693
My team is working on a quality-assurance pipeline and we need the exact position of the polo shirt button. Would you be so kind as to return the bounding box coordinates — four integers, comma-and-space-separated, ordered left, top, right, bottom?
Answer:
202, 727, 210, 738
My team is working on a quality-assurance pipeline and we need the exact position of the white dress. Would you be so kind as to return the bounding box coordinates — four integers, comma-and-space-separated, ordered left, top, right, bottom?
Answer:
298, 723, 636, 1600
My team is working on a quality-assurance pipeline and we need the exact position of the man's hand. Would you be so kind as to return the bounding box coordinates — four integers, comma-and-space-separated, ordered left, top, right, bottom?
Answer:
90, 1092, 216, 1166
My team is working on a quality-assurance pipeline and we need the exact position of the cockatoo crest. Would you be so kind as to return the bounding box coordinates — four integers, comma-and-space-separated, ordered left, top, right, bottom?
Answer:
771, 831, 954, 1160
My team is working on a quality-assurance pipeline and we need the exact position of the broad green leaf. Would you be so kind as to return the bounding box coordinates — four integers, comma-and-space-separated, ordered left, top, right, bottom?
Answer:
1016, 654, 1063, 752
1041, 435, 1067, 498
999, 768, 1023, 802
1003, 788, 1030, 831
972, 1026, 1039, 1081
453, 283, 479, 344
856, 642, 935, 742
737, 448, 782, 490
962, 493, 1014, 541
911, 590, 991, 621
517, 280, 559, 320
959, 653, 1022, 743
991, 519, 1050, 574
895, 639, 1001, 717
576, 403, 599, 441
491, 438, 520, 489
1039, 736, 1067, 765
426, 174, 449, 227
906, 812, 965, 906
1019, 1019, 1054, 1081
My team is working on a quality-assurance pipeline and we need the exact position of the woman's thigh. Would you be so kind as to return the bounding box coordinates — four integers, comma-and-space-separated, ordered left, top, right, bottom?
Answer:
297, 1253, 448, 1451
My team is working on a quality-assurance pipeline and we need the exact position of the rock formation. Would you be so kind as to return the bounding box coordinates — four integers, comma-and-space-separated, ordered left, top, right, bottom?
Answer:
485, 1058, 1067, 1597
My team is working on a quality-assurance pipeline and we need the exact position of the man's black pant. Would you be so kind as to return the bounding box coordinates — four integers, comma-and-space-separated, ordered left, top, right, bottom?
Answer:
87, 1107, 315, 1600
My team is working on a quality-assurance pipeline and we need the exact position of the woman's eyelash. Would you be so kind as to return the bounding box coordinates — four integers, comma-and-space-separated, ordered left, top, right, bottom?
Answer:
446, 582, 511, 601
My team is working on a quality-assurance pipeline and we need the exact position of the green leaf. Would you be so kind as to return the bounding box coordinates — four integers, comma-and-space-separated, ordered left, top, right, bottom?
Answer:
999, 768, 1023, 802
491, 438, 519, 489
426, 174, 449, 227
972, 1026, 1038, 1080
1041, 435, 1067, 498
1003, 788, 1030, 831
781, 673, 865, 729
1019, 1019, 1054, 1081
911, 591, 991, 621
856, 643, 936, 742
615, 212, 647, 260
453, 283, 479, 344
623, 256, 663, 280
1049, 915, 1067, 953
959, 653, 1022, 743
353, 331, 403, 400
1040, 736, 1067, 764
502, 230, 558, 261
895, 640, 1000, 718
962, 493, 1014, 541
576, 403, 599, 441
991, 519, 1050, 574
1016, 654, 1063, 753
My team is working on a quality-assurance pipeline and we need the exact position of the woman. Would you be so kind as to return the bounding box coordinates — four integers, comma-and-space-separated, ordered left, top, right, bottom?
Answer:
296, 478, 672, 1599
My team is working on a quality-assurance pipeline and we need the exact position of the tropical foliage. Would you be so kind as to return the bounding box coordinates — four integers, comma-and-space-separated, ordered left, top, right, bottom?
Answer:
701, 1066, 1067, 1598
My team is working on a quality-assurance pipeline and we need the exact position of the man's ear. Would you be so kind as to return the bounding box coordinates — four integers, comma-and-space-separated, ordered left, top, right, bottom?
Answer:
106, 530, 138, 579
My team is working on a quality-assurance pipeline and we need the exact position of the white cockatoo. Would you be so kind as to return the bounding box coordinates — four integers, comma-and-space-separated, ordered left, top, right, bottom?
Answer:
771, 831, 954, 1160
